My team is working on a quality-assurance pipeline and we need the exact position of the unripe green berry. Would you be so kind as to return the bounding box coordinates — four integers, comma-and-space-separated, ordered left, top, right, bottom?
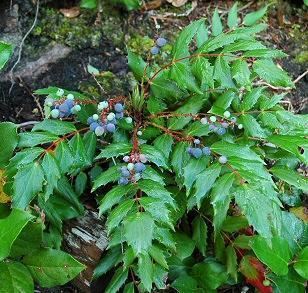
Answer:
223, 111, 231, 118
107, 113, 115, 121
210, 116, 217, 122
238, 124, 243, 129
200, 117, 208, 124
67, 93, 74, 100
137, 130, 142, 136
98, 101, 109, 110
263, 280, 271, 287
56, 88, 64, 97
50, 109, 60, 119
125, 117, 133, 124
74, 105, 81, 112
93, 114, 99, 120
127, 163, 135, 171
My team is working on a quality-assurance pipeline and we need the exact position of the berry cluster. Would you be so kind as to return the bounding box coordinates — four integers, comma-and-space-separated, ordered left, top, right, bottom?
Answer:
150, 37, 167, 55
187, 139, 211, 159
200, 111, 243, 135
187, 139, 228, 164
87, 101, 132, 137
118, 153, 147, 185
45, 89, 81, 119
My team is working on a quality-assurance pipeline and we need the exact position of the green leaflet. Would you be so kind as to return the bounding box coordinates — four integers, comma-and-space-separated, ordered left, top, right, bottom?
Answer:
172, 19, 204, 59
231, 59, 251, 86
251, 236, 292, 276
190, 163, 221, 209
192, 216, 208, 256
227, 2, 238, 29
234, 184, 282, 239
0, 209, 33, 261
240, 87, 264, 111
213, 56, 235, 88
211, 173, 235, 236
253, 59, 294, 88
137, 253, 153, 292
124, 212, 155, 254
0, 122, 18, 168
105, 267, 129, 293
0, 262, 34, 293
212, 8, 223, 36
96, 143, 132, 159
22, 248, 85, 287
127, 48, 148, 81
243, 5, 269, 26
12, 162, 45, 209
32, 120, 76, 135
294, 247, 308, 279
0, 41, 13, 70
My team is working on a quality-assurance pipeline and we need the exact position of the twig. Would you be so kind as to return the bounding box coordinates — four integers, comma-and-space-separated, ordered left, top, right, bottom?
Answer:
17, 121, 40, 128
9, 0, 40, 93
293, 69, 308, 84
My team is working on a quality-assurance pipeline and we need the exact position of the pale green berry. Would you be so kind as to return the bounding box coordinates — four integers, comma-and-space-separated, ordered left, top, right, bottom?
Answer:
125, 117, 133, 124
238, 124, 243, 129
263, 280, 271, 287
50, 109, 60, 118
137, 130, 142, 136
98, 101, 109, 110
107, 112, 115, 121
127, 163, 135, 171
74, 105, 81, 112
67, 93, 74, 100
93, 114, 99, 120
223, 111, 231, 118
56, 88, 64, 97
200, 117, 208, 124
210, 116, 217, 122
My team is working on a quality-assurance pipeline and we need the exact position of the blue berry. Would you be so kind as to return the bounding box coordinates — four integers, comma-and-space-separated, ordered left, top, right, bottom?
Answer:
209, 124, 217, 131
216, 128, 226, 136
90, 122, 99, 131
202, 147, 211, 156
50, 109, 60, 119
95, 126, 105, 136
59, 103, 70, 117
156, 37, 167, 47
114, 103, 124, 113
87, 117, 95, 125
115, 112, 124, 119
64, 99, 74, 108
187, 147, 193, 155
119, 177, 129, 185
135, 162, 146, 172
191, 148, 203, 159
219, 156, 228, 164
134, 172, 142, 181
120, 167, 130, 177
221, 122, 229, 128
106, 123, 116, 133
150, 46, 159, 55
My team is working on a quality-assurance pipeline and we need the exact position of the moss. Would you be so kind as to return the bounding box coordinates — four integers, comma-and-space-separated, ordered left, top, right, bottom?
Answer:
295, 51, 308, 63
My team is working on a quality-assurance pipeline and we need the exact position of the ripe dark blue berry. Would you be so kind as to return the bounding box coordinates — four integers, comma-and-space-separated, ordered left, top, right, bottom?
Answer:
90, 122, 99, 131
191, 148, 203, 159
150, 46, 159, 55
114, 103, 124, 113
87, 117, 95, 125
134, 162, 146, 172
106, 123, 116, 133
202, 147, 211, 156
119, 177, 129, 185
217, 128, 226, 135
156, 37, 167, 47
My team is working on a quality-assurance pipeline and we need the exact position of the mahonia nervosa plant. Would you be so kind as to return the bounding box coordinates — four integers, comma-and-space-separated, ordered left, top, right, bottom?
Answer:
0, 4, 307, 293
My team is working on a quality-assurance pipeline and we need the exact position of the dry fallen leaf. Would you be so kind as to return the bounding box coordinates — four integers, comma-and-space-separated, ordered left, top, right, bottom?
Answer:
0, 169, 10, 204
59, 7, 81, 18
167, 0, 188, 7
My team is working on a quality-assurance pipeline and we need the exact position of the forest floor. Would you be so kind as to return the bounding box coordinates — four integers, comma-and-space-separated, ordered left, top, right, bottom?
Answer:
0, 0, 307, 124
